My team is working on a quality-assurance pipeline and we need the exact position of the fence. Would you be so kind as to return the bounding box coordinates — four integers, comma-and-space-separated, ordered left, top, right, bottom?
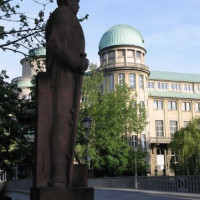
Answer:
1, 176, 200, 195
88, 175, 200, 193
3, 179, 32, 191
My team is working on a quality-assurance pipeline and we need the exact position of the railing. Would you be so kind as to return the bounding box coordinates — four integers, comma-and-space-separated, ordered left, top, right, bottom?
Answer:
1, 176, 200, 194
4, 179, 32, 191
88, 176, 135, 189
0, 181, 5, 199
88, 176, 200, 193
149, 137, 171, 144
98, 62, 149, 72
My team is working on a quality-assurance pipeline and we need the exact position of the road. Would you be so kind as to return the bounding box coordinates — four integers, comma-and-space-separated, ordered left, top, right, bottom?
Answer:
95, 189, 199, 200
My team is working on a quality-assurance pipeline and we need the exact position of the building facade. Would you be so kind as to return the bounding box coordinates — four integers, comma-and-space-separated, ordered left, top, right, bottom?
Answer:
11, 47, 46, 99
98, 24, 200, 176
13, 24, 200, 176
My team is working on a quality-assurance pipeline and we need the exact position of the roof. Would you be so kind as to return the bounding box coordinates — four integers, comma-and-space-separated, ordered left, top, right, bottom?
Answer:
149, 70, 200, 83
148, 90, 200, 100
99, 24, 144, 51
17, 78, 33, 88
29, 47, 46, 57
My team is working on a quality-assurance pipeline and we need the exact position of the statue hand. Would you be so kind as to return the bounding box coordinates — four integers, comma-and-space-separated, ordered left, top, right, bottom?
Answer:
77, 53, 89, 74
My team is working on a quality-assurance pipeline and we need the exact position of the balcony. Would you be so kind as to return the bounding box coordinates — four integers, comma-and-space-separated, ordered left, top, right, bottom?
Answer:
98, 62, 150, 74
149, 137, 171, 144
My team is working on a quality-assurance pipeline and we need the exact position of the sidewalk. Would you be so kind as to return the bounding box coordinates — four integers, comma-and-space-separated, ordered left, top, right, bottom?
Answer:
96, 187, 200, 199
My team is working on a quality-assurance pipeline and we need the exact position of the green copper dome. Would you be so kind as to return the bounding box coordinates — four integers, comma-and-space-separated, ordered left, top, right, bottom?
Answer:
99, 24, 144, 51
29, 47, 46, 57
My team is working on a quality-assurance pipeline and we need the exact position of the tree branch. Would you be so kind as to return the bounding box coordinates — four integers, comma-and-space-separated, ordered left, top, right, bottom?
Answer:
0, 30, 43, 48
1, 47, 28, 56
0, 27, 44, 36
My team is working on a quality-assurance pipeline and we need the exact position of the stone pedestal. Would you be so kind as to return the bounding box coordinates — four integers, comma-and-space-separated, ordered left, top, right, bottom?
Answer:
30, 187, 94, 200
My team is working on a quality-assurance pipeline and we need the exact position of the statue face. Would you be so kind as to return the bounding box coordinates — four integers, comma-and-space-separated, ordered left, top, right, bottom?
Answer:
68, 0, 79, 15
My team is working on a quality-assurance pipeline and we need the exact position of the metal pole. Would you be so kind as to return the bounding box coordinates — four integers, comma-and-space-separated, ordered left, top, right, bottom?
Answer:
86, 129, 88, 170
135, 149, 138, 189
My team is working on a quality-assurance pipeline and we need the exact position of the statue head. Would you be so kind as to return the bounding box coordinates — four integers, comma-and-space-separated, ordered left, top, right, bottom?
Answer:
57, 0, 79, 15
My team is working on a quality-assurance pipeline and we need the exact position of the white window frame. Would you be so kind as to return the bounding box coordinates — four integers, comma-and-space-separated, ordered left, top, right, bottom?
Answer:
157, 82, 168, 90
108, 74, 114, 92
155, 120, 163, 137
168, 101, 177, 110
131, 135, 138, 147
139, 75, 144, 89
148, 81, 154, 89
170, 121, 178, 137
136, 51, 141, 59
108, 51, 115, 59
118, 73, 125, 86
129, 73, 135, 89
182, 102, 191, 111
196, 102, 200, 112
154, 100, 163, 110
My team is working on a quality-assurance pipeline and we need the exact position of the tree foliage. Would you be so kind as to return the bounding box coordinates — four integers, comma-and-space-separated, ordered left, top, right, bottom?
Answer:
0, 0, 89, 56
170, 118, 200, 175
76, 69, 148, 177
0, 0, 51, 56
0, 70, 34, 178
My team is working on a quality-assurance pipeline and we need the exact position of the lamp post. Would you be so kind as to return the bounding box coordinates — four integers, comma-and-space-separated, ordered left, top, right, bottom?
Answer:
82, 116, 92, 170
134, 145, 138, 189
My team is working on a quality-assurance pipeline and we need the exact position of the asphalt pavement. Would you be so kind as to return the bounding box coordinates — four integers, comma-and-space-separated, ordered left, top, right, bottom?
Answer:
95, 188, 200, 200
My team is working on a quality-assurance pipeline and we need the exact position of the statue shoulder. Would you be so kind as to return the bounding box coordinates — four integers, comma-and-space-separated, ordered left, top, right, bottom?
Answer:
49, 6, 78, 24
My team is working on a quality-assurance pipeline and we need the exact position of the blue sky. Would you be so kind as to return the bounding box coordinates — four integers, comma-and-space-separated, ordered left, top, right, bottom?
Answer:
1, 0, 200, 81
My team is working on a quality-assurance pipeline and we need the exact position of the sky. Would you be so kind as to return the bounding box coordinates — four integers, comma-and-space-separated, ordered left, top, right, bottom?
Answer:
0, 0, 200, 81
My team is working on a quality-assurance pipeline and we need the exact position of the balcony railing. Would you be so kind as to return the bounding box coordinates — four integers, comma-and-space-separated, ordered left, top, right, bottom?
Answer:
149, 137, 171, 144
98, 62, 149, 73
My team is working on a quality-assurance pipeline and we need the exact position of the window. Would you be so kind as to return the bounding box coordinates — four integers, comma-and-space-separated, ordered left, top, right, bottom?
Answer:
168, 101, 177, 110
154, 100, 163, 110
102, 53, 107, 61
129, 74, 135, 88
155, 120, 163, 137
184, 84, 193, 92
127, 50, 134, 57
108, 74, 114, 92
182, 102, 191, 111
117, 50, 125, 57
184, 121, 190, 127
136, 51, 141, 58
171, 149, 178, 165
171, 83, 181, 91
140, 101, 144, 108
170, 121, 178, 136
157, 82, 168, 90
196, 85, 200, 93
108, 51, 115, 59
131, 135, 138, 147
148, 82, 154, 89
196, 102, 200, 112
118, 73, 125, 86
139, 75, 144, 89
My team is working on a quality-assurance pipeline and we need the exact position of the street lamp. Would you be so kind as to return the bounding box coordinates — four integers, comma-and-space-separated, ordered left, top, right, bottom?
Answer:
82, 116, 92, 170
134, 145, 138, 189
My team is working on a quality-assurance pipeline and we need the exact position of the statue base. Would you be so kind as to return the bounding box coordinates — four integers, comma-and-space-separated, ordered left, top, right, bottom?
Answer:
30, 187, 94, 200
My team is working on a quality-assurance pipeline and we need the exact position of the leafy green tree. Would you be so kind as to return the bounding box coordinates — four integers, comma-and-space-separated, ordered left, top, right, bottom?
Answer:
76, 69, 148, 177
0, 70, 34, 178
170, 118, 200, 175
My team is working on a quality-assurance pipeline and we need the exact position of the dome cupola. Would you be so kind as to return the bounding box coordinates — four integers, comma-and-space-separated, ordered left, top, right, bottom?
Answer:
99, 24, 145, 52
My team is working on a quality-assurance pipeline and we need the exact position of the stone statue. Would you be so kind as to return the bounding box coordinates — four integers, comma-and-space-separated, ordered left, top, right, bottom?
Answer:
45, 0, 88, 187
